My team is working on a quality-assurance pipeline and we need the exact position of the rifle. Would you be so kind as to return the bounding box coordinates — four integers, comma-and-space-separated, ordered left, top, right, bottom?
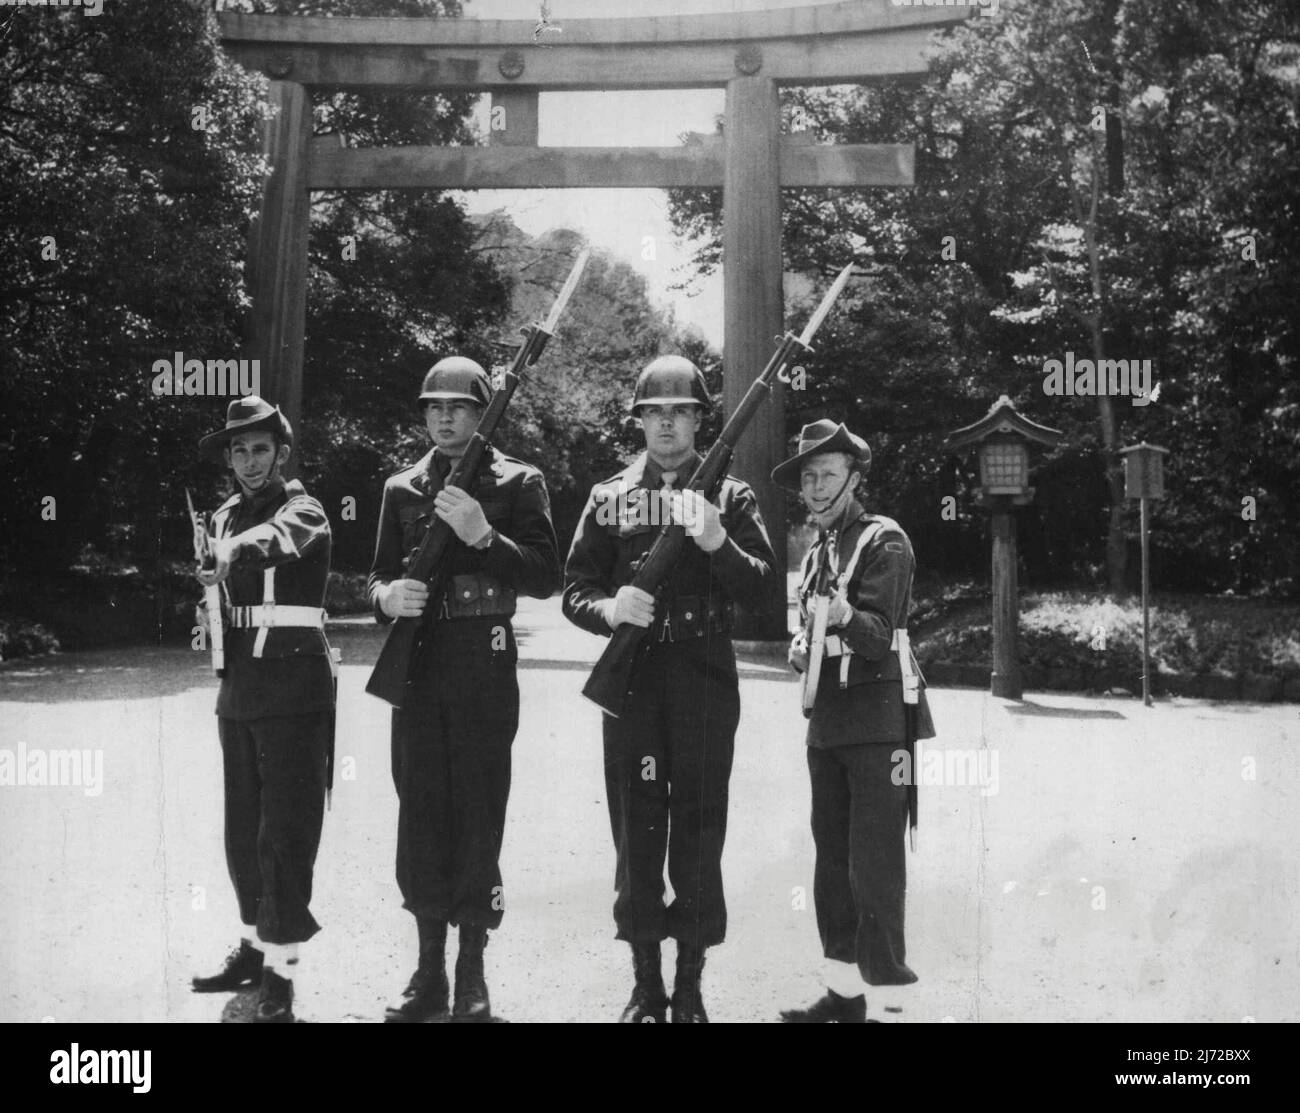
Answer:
801, 532, 837, 717
365, 248, 591, 709
186, 488, 225, 675
581, 262, 857, 718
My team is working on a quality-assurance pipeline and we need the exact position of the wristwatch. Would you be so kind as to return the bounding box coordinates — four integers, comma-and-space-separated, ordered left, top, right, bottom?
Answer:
473, 526, 497, 551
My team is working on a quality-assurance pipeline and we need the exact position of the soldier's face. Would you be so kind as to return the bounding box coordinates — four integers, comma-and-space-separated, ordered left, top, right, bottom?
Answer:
225, 431, 289, 495
424, 399, 482, 456
638, 403, 702, 466
800, 453, 859, 516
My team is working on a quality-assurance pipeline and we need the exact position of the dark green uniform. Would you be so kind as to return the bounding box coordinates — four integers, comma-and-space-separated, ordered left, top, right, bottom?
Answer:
210, 477, 333, 946
794, 498, 935, 985
368, 446, 559, 928
563, 451, 776, 948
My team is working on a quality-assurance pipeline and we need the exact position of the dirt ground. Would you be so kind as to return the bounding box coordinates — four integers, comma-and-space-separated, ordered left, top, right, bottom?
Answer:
2, 596, 1297, 1023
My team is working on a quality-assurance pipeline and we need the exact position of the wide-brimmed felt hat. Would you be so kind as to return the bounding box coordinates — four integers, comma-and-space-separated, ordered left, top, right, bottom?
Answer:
198, 395, 293, 459
770, 419, 871, 492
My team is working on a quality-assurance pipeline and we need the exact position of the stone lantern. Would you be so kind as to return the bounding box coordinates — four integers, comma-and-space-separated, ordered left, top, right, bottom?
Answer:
944, 396, 1065, 699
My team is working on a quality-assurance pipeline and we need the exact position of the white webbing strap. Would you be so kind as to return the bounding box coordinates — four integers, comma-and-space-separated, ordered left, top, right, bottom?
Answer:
253, 567, 275, 658
831, 518, 917, 696
212, 506, 235, 617
835, 519, 884, 687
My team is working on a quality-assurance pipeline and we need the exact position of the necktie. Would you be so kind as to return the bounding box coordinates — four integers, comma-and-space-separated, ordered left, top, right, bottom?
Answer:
659, 471, 677, 523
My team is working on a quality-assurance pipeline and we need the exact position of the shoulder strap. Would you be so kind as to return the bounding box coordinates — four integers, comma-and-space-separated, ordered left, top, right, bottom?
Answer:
837, 518, 887, 593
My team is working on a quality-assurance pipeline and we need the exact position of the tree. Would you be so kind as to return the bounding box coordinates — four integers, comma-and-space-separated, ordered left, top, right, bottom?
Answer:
669, 0, 1300, 596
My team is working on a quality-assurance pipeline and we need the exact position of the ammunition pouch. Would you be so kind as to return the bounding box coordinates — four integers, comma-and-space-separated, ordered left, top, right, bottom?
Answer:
440, 573, 516, 620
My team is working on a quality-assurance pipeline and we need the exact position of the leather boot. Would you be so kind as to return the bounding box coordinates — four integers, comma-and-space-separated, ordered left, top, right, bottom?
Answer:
619, 942, 669, 1023
670, 943, 708, 1023
191, 939, 263, 993
253, 968, 294, 1023
780, 988, 867, 1023
452, 924, 491, 1022
385, 917, 449, 1023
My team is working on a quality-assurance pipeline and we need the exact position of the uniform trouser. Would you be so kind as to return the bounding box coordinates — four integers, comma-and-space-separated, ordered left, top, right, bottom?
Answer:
218, 713, 330, 946
602, 643, 739, 948
390, 651, 519, 929
807, 743, 917, 986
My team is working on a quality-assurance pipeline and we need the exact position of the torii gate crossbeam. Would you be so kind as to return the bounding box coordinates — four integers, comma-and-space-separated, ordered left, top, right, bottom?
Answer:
219, 0, 969, 637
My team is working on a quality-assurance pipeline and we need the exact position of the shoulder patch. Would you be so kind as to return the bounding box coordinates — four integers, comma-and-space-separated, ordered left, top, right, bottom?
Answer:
884, 541, 905, 554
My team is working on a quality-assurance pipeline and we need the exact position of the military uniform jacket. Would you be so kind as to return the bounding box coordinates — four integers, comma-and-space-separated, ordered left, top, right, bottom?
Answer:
367, 446, 560, 640
562, 451, 776, 667
796, 499, 936, 746
210, 478, 334, 721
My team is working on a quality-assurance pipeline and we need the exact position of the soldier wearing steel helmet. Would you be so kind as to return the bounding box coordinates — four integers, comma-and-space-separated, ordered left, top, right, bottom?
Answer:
189, 396, 335, 1024
562, 355, 776, 1023
368, 356, 560, 1023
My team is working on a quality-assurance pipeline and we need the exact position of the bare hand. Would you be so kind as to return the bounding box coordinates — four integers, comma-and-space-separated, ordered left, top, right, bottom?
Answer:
434, 486, 492, 546
607, 585, 655, 629
196, 537, 237, 587
826, 590, 852, 628
789, 630, 809, 673
382, 578, 429, 619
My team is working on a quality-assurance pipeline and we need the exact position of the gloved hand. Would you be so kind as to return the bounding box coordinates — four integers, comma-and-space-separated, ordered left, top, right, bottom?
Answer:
196, 536, 238, 587
435, 485, 492, 546
826, 590, 853, 629
602, 585, 655, 629
671, 489, 726, 553
380, 578, 429, 619
789, 630, 809, 674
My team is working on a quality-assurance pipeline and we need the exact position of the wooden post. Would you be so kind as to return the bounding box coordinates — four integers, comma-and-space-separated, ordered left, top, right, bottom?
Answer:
990, 506, 1022, 700
489, 89, 540, 147
724, 74, 787, 637
1141, 495, 1151, 707
245, 81, 312, 465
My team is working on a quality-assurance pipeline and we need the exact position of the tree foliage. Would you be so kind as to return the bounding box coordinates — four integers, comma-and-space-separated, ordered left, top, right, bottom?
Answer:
670, 0, 1300, 596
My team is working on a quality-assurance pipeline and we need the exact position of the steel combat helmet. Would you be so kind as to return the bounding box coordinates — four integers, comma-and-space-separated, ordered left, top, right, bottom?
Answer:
629, 355, 711, 413
419, 356, 493, 407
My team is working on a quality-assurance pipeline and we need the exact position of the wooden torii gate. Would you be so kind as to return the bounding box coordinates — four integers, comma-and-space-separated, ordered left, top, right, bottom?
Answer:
218, 0, 967, 636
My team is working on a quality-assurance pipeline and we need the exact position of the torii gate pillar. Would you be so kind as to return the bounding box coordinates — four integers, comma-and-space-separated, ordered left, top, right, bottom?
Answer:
245, 80, 311, 452
724, 75, 785, 635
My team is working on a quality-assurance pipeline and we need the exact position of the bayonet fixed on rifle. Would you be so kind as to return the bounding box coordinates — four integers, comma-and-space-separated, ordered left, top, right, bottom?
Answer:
581, 262, 857, 718
186, 488, 225, 675
802, 533, 837, 717
365, 247, 591, 709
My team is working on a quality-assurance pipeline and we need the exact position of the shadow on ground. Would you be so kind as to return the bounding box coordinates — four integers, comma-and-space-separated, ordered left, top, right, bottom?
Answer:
1003, 699, 1127, 721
